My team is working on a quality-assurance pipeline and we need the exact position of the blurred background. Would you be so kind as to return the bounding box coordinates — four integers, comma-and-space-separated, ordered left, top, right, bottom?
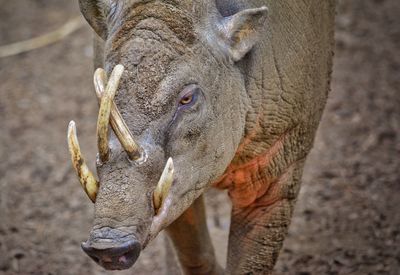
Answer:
0, 0, 399, 274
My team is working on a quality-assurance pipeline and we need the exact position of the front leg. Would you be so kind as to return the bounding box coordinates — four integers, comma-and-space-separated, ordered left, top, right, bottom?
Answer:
226, 162, 304, 275
166, 195, 223, 275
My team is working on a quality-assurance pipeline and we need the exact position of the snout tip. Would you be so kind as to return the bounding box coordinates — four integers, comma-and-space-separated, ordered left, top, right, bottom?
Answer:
81, 238, 141, 270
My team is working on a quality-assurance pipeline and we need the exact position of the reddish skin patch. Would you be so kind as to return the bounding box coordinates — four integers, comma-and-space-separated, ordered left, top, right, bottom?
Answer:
212, 132, 286, 208
232, 168, 294, 224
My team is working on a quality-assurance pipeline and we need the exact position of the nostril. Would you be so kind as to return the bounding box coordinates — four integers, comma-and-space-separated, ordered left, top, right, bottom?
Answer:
118, 254, 128, 264
119, 248, 138, 265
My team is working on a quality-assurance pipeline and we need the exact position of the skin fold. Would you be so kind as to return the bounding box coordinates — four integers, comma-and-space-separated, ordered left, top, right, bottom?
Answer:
76, 0, 336, 273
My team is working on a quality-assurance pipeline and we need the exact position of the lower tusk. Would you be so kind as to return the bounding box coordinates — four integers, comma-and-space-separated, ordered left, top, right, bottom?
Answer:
96, 64, 124, 163
94, 67, 141, 160
153, 158, 174, 213
67, 121, 99, 203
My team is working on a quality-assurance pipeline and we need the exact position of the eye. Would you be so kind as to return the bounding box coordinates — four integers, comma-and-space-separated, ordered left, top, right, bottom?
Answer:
180, 94, 194, 105
178, 86, 200, 108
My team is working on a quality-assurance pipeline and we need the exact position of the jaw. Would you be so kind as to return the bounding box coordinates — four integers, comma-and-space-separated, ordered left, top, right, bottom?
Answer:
81, 202, 189, 270
83, 176, 206, 270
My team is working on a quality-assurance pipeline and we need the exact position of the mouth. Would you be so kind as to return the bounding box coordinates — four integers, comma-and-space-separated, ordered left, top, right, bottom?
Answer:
81, 228, 141, 270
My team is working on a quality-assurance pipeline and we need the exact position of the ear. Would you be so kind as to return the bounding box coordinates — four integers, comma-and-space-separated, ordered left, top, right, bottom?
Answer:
78, 0, 109, 40
218, 7, 268, 62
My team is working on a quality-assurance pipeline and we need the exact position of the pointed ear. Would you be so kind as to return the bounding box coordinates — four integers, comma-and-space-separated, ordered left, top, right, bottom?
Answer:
78, 0, 109, 40
218, 7, 268, 62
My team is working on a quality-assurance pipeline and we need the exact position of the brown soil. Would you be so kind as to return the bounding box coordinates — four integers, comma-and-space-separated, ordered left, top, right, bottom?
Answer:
0, 0, 399, 274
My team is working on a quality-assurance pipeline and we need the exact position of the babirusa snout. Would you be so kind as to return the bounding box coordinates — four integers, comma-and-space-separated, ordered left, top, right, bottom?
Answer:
67, 121, 99, 202
94, 66, 141, 161
153, 157, 174, 213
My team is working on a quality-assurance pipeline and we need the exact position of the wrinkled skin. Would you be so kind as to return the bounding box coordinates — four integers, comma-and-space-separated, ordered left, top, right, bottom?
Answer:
77, 0, 335, 273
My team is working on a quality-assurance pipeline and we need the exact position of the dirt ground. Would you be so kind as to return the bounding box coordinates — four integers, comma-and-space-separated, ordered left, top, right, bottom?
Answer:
0, 0, 399, 274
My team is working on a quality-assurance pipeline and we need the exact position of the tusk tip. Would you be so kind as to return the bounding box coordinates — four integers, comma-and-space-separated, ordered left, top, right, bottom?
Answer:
166, 157, 174, 171
112, 64, 125, 78
68, 120, 76, 134
115, 64, 125, 72
93, 69, 107, 99
94, 67, 105, 74
94, 68, 107, 80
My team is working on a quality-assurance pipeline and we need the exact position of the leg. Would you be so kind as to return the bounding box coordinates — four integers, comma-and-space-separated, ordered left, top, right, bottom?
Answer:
166, 195, 223, 275
163, 234, 182, 275
226, 162, 304, 274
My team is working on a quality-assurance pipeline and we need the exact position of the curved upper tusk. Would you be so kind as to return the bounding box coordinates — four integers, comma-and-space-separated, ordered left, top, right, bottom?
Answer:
96, 64, 124, 163
94, 66, 141, 161
93, 68, 107, 97
67, 121, 99, 203
153, 158, 174, 213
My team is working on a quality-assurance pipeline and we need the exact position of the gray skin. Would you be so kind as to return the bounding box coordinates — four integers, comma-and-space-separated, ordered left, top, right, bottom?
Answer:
78, 0, 335, 274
